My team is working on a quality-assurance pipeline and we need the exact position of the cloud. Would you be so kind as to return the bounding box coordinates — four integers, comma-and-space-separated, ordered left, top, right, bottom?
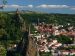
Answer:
1, 4, 75, 11
4, 5, 25, 8
10, 5, 20, 7
3, 4, 70, 9
37, 4, 69, 9
70, 8, 75, 10
27, 5, 33, 8
4, 4, 33, 8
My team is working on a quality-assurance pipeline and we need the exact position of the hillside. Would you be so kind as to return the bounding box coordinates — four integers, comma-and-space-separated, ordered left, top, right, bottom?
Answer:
0, 12, 75, 56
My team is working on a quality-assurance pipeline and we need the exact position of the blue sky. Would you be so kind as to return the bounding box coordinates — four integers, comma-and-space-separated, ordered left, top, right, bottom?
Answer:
0, 0, 75, 14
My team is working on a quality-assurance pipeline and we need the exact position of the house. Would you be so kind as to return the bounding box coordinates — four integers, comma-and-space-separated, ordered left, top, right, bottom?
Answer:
54, 43, 62, 47
35, 35, 41, 40
70, 50, 75, 55
48, 40, 58, 47
38, 45, 50, 52
53, 30, 60, 36
53, 40, 58, 43
51, 43, 62, 49
44, 46, 50, 52
52, 46, 57, 49
48, 42, 54, 47
62, 50, 70, 55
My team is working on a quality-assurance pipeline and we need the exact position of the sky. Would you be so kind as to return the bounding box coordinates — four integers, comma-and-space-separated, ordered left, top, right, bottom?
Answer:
0, 0, 75, 14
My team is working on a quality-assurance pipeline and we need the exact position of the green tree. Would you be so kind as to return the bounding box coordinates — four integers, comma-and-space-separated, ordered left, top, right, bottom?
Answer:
57, 35, 72, 44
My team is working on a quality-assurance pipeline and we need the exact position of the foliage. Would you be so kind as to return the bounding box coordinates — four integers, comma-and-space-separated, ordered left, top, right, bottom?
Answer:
22, 13, 75, 26
56, 35, 72, 44
66, 46, 75, 50
0, 12, 75, 56
39, 52, 52, 56
0, 45, 6, 56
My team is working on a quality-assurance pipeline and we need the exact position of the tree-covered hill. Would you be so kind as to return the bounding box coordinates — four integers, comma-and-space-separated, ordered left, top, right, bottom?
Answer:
0, 12, 75, 56
21, 13, 75, 26
0, 12, 75, 41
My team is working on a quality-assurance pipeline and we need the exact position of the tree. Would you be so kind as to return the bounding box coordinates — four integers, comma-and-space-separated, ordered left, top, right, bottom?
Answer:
3, 0, 7, 5
57, 35, 72, 44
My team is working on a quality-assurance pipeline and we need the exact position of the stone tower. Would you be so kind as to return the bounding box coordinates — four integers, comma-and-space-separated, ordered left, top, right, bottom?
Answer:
15, 9, 37, 56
